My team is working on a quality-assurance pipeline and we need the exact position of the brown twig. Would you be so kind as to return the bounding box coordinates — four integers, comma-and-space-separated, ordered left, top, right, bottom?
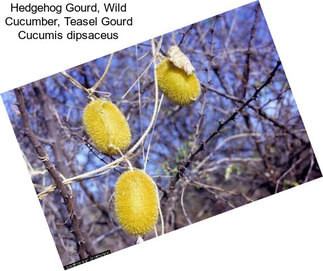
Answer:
15, 88, 93, 260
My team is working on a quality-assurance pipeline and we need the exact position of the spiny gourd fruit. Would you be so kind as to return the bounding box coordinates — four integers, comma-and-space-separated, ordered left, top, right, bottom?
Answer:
82, 98, 131, 156
156, 46, 200, 106
115, 169, 158, 236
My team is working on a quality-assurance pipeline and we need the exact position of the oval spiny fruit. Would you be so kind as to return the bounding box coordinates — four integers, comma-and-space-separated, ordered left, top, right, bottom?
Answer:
156, 52, 200, 106
82, 98, 131, 156
115, 169, 158, 236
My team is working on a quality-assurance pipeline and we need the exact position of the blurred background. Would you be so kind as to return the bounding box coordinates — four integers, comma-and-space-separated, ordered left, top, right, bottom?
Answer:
1, 1, 321, 266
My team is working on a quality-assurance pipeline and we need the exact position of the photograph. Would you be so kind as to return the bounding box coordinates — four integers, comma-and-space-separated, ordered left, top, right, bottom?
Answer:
1, 1, 321, 268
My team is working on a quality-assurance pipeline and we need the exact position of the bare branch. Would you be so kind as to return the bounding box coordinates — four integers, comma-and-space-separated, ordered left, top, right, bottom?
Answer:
15, 88, 94, 260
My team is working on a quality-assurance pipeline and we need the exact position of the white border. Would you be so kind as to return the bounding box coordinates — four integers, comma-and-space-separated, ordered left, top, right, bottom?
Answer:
0, 0, 322, 270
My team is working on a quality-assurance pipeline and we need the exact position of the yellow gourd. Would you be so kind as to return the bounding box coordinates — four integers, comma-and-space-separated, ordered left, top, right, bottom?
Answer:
156, 58, 200, 105
82, 98, 131, 156
115, 169, 158, 236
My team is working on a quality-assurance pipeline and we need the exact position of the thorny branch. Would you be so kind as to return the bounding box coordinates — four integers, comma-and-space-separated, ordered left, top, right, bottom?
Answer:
171, 60, 282, 189
204, 83, 308, 145
14, 88, 94, 260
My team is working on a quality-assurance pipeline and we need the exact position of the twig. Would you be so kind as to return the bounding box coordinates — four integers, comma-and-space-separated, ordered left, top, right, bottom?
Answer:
204, 83, 308, 145
304, 154, 315, 183
143, 94, 164, 171
178, 24, 195, 47
60, 53, 114, 100
94, 226, 122, 244
121, 58, 154, 99
191, 19, 216, 154
15, 88, 91, 260
274, 156, 306, 193
190, 180, 253, 203
91, 53, 114, 92
180, 180, 192, 225
170, 60, 282, 190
